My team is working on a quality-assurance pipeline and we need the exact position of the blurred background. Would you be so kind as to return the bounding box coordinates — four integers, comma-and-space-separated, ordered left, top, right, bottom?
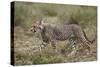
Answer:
13, 1, 97, 65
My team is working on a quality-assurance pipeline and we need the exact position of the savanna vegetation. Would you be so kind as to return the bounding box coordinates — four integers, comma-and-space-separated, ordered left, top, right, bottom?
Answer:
13, 1, 97, 65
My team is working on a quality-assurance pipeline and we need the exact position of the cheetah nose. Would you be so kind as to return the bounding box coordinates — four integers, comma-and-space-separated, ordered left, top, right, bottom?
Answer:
34, 30, 36, 32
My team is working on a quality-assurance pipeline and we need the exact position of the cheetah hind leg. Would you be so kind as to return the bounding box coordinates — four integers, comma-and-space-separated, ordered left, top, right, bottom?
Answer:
68, 38, 77, 57
82, 41, 92, 55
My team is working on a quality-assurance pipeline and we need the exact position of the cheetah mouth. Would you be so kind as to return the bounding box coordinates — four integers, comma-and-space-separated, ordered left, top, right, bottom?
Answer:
30, 30, 36, 33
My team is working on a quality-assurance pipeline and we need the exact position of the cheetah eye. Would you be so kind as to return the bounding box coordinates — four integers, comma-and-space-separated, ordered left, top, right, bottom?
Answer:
33, 26, 36, 28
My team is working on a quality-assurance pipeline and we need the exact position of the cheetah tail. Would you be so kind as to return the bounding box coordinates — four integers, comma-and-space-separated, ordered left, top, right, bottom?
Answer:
83, 30, 96, 44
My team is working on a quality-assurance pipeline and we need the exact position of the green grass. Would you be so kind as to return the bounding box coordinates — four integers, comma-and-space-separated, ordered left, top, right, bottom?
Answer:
13, 1, 97, 65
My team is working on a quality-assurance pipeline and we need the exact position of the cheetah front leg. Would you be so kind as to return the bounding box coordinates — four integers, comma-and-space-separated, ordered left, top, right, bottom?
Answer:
39, 40, 49, 51
50, 41, 58, 53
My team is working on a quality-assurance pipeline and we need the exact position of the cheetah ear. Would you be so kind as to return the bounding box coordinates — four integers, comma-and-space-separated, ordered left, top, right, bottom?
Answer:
35, 20, 41, 25
39, 25, 44, 30
40, 19, 45, 25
